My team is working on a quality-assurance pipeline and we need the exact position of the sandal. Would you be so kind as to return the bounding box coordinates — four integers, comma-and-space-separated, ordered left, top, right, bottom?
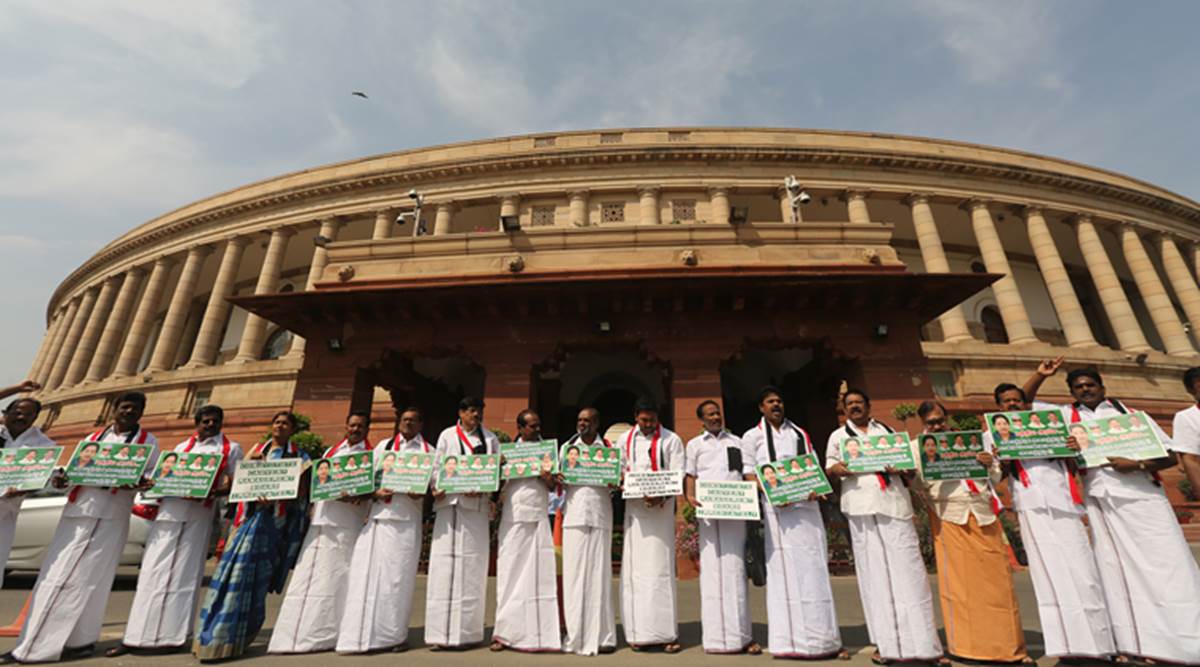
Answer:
489, 640, 506, 652
871, 651, 889, 666
664, 643, 682, 654
837, 648, 852, 660
105, 644, 131, 658
746, 642, 762, 655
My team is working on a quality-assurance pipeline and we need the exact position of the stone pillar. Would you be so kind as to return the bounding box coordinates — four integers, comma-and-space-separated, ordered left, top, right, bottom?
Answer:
905, 194, 973, 342
433, 202, 456, 235
46, 288, 98, 390
568, 191, 589, 227
708, 187, 730, 225
966, 199, 1037, 344
64, 277, 120, 386
1073, 215, 1151, 352
84, 267, 145, 382
187, 236, 250, 367
33, 305, 73, 386
777, 187, 800, 223
27, 311, 63, 384
1022, 206, 1097, 348
147, 245, 211, 372
372, 208, 395, 240
638, 187, 660, 225
287, 218, 341, 359
236, 228, 294, 362
113, 257, 174, 377
844, 189, 871, 224
499, 193, 520, 221
1159, 234, 1200, 337
1120, 223, 1194, 355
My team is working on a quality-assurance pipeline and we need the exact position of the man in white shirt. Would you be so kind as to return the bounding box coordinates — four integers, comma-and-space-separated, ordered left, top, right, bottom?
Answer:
560, 407, 617, 656
683, 399, 759, 655
740, 387, 843, 659
491, 409, 559, 652
1030, 363, 1200, 665
1173, 367, 1200, 519
824, 388, 945, 665
425, 396, 500, 649
337, 407, 430, 654
270, 410, 374, 654
112, 404, 242, 656
0, 383, 53, 593
620, 399, 684, 654
11, 392, 157, 663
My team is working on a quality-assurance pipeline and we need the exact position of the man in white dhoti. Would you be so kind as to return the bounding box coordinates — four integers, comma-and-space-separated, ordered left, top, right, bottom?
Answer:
1030, 363, 1200, 665
337, 407, 430, 654
269, 410, 374, 654
560, 407, 617, 656
741, 387, 844, 659
994, 360, 1114, 661
10, 392, 157, 664
491, 409, 559, 652
425, 396, 500, 650
0, 384, 53, 593
109, 404, 242, 657
825, 388, 946, 665
620, 399, 683, 653
683, 399, 760, 655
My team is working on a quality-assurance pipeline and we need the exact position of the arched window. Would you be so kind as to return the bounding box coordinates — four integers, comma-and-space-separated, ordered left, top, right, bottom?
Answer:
261, 328, 293, 360
981, 306, 1008, 344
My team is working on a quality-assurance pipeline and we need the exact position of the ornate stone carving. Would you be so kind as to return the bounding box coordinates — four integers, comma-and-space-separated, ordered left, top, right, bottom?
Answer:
680, 249, 698, 266
337, 265, 356, 282
505, 255, 526, 273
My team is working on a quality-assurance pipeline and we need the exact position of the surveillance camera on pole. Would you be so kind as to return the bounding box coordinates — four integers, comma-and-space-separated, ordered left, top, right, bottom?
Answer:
401, 189, 424, 237
783, 175, 810, 223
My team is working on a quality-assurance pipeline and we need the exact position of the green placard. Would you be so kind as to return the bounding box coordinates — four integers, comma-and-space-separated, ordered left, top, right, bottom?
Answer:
65, 440, 152, 487
311, 452, 376, 502
144, 452, 222, 498
985, 409, 1073, 460
559, 442, 622, 487
501, 440, 558, 480
757, 453, 833, 505
379, 451, 435, 494
1074, 411, 1169, 468
228, 458, 304, 503
842, 433, 917, 473
917, 430, 989, 481
434, 453, 501, 494
0, 447, 60, 492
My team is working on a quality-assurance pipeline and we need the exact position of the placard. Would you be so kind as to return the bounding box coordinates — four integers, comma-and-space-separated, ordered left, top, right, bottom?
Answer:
559, 442, 622, 487
435, 453, 501, 494
311, 452, 377, 502
65, 440, 152, 487
757, 453, 833, 505
622, 470, 684, 499
841, 433, 917, 473
917, 430, 989, 481
1074, 411, 1170, 468
695, 479, 760, 520
379, 450, 435, 494
144, 452, 222, 498
985, 409, 1073, 460
501, 440, 558, 480
0, 447, 59, 492
229, 458, 303, 503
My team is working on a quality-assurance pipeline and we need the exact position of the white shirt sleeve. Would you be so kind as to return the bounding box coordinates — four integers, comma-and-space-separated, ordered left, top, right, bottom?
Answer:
666, 433, 685, 472
824, 431, 844, 468
684, 436, 699, 477
1173, 409, 1200, 456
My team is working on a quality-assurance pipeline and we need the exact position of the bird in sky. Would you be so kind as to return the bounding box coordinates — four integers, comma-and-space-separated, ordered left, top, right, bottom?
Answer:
351, 91, 368, 99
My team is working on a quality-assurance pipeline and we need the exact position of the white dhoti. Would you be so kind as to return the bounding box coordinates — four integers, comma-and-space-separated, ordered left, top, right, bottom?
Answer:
1087, 493, 1200, 663
12, 516, 128, 661
697, 518, 751, 653
124, 516, 214, 648
424, 505, 489, 647
562, 525, 615, 655
763, 503, 842, 658
0, 511, 17, 590
267, 524, 358, 653
848, 514, 942, 661
1018, 507, 1114, 658
493, 517, 559, 651
620, 501, 677, 646
336, 518, 421, 653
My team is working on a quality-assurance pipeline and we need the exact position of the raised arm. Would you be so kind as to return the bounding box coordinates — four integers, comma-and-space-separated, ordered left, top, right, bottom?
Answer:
0, 380, 40, 401
1023, 355, 1064, 404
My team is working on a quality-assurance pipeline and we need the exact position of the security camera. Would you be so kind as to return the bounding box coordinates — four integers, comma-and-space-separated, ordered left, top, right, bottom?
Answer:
407, 189, 423, 207
798, 191, 812, 205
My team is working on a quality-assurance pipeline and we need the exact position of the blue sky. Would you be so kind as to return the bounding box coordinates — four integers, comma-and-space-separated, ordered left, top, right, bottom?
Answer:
1, 0, 1198, 387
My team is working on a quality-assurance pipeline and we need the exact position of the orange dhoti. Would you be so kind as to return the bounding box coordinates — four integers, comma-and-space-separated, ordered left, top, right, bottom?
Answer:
932, 514, 1027, 663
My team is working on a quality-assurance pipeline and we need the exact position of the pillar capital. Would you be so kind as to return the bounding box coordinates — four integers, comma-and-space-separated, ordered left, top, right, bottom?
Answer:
567, 189, 589, 200
840, 188, 871, 202
637, 185, 660, 197
434, 200, 459, 211
960, 197, 993, 213
706, 185, 732, 197
497, 192, 521, 204
1014, 203, 1045, 219
902, 192, 934, 207
186, 243, 214, 257
1066, 212, 1095, 228
224, 234, 252, 249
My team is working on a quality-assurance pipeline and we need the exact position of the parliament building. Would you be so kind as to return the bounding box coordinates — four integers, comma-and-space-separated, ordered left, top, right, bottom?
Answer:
26, 128, 1200, 506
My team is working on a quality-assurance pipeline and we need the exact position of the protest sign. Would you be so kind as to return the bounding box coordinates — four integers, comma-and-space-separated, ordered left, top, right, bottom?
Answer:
229, 458, 304, 503
916, 430, 989, 481
378, 450, 435, 494
757, 453, 833, 505
0, 447, 59, 492
622, 469, 684, 499
144, 452, 222, 498
985, 409, 1073, 460
65, 440, 152, 487
1073, 411, 1169, 468
501, 440, 558, 480
559, 442, 622, 487
695, 479, 760, 520
435, 453, 501, 494
841, 433, 917, 473
311, 451, 376, 502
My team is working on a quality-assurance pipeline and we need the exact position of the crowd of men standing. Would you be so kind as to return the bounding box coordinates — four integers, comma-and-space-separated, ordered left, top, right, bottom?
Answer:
0, 356, 1197, 664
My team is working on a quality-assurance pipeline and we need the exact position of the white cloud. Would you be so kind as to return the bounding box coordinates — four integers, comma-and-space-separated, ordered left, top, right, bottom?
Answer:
913, 0, 1064, 87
